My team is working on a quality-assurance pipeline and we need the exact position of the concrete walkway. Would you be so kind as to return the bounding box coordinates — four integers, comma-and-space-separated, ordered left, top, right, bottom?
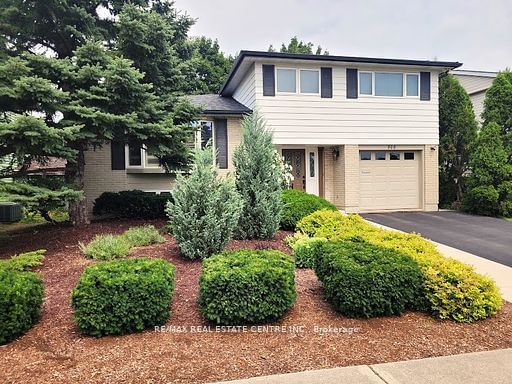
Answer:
211, 349, 512, 384
369, 221, 512, 302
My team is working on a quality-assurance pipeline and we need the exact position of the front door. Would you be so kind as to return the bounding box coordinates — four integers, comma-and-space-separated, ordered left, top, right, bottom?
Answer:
282, 149, 306, 191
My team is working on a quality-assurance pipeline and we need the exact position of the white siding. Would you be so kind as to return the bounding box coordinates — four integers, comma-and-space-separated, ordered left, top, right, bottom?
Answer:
470, 91, 486, 123
452, 73, 494, 94
253, 61, 441, 145
233, 63, 256, 109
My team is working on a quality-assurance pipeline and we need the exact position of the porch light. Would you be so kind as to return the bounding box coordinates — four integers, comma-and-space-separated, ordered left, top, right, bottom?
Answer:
332, 146, 340, 161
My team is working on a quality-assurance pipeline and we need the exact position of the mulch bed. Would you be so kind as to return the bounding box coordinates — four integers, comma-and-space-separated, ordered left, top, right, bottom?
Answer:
0, 219, 511, 384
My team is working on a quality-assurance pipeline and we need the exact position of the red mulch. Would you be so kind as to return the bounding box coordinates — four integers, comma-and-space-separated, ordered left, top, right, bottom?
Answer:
0, 219, 511, 384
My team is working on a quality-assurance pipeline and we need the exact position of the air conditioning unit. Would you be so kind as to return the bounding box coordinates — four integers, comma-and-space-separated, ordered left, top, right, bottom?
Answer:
0, 202, 22, 222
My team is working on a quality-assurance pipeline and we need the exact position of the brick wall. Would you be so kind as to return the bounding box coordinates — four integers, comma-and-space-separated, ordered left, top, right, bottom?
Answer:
83, 143, 127, 213
341, 145, 360, 213
218, 117, 242, 177
423, 144, 439, 211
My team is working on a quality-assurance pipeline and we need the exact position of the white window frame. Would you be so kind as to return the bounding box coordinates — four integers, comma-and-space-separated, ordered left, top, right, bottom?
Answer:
275, 67, 321, 95
126, 144, 160, 169
405, 73, 420, 98
299, 69, 320, 94
358, 71, 373, 96
358, 71, 420, 99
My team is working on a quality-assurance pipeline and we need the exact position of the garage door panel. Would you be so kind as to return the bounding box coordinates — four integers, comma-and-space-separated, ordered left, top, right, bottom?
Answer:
359, 151, 420, 211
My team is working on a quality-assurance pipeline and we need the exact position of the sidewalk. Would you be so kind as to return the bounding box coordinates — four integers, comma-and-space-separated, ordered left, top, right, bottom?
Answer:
210, 349, 512, 384
369, 221, 512, 302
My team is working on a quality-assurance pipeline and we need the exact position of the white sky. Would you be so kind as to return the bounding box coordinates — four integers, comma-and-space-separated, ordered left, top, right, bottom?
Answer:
175, 0, 512, 71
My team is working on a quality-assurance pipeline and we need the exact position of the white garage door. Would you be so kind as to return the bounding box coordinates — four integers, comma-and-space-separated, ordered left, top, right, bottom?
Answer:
359, 150, 421, 211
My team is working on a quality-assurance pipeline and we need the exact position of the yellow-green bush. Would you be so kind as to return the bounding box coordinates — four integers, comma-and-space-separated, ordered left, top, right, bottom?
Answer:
297, 210, 503, 322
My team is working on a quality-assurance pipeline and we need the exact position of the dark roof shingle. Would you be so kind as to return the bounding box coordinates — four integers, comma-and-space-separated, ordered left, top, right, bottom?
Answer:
188, 94, 251, 115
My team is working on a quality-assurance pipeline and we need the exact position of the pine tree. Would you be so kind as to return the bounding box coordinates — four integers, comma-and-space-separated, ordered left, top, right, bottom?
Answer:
0, 1, 235, 225
166, 148, 242, 260
438, 74, 478, 207
233, 112, 282, 239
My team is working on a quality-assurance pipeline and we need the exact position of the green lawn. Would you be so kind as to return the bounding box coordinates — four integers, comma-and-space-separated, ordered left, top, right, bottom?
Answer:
506, 217, 512, 223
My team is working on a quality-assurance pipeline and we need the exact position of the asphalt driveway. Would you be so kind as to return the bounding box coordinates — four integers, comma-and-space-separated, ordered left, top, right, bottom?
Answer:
362, 211, 512, 267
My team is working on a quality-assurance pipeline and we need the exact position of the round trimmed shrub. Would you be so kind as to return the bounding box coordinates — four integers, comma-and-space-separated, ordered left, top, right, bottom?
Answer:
72, 258, 175, 337
314, 240, 425, 318
280, 189, 337, 230
0, 269, 44, 344
199, 249, 296, 324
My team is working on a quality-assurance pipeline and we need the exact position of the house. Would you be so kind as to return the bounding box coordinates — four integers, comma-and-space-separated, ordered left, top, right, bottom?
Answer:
452, 70, 497, 123
83, 50, 462, 214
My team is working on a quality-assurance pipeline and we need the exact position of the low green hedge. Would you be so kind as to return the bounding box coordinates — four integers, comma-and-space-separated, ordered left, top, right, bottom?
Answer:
199, 249, 296, 324
93, 190, 171, 219
280, 189, 337, 230
315, 240, 425, 317
0, 250, 45, 344
72, 258, 175, 337
297, 210, 503, 322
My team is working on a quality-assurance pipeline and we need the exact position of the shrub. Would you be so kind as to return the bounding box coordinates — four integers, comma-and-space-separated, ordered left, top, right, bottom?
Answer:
463, 186, 500, 216
280, 189, 337, 230
166, 148, 242, 260
93, 190, 171, 219
297, 210, 503, 322
0, 250, 45, 344
314, 240, 425, 317
0, 249, 45, 272
297, 209, 372, 239
122, 225, 165, 247
72, 258, 175, 337
199, 249, 296, 324
291, 236, 327, 268
79, 234, 131, 260
233, 112, 282, 239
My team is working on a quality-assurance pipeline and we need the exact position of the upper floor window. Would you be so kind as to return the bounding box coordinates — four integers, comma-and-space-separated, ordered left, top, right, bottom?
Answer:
276, 69, 296, 93
276, 68, 320, 94
300, 70, 319, 93
358, 71, 419, 97
375, 72, 403, 96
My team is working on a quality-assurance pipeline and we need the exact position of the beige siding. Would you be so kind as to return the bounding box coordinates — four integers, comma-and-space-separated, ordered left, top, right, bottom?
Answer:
233, 63, 256, 109
252, 61, 441, 145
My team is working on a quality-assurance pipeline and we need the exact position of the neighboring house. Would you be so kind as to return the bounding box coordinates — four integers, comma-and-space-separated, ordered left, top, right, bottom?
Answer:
452, 70, 497, 123
83, 50, 461, 214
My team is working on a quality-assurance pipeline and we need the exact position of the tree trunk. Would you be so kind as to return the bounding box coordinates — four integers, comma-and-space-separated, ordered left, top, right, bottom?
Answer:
66, 147, 90, 226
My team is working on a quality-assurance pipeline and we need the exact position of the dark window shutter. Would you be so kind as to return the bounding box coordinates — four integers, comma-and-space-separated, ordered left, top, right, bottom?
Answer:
262, 64, 275, 96
111, 140, 125, 170
214, 118, 228, 169
320, 67, 333, 98
346, 68, 358, 99
420, 72, 431, 101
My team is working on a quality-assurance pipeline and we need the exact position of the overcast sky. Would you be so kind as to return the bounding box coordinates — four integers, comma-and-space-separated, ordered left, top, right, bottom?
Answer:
175, 0, 511, 71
